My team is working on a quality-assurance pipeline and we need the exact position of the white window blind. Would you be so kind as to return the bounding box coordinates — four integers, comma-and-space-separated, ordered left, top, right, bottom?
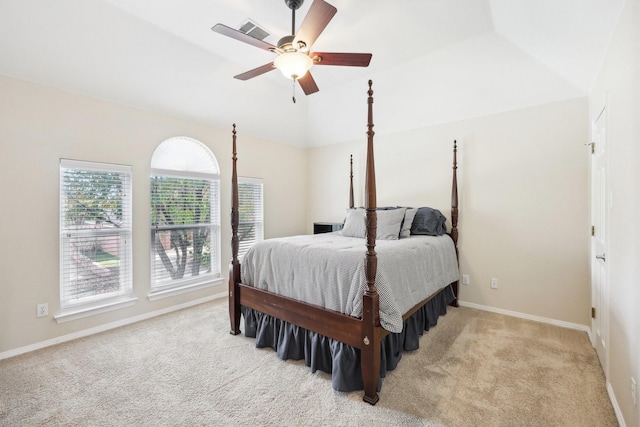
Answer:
150, 137, 221, 292
59, 159, 133, 310
238, 177, 264, 259
150, 174, 220, 289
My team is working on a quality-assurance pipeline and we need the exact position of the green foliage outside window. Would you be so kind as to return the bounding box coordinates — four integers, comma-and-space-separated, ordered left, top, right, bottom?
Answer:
151, 176, 212, 281
64, 170, 124, 227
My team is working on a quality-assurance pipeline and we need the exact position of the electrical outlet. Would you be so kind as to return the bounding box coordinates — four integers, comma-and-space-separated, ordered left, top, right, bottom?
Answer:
632, 377, 637, 406
490, 278, 499, 289
462, 274, 470, 285
37, 303, 48, 318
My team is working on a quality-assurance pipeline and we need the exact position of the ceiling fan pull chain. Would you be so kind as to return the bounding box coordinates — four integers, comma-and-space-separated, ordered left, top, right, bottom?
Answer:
292, 79, 297, 103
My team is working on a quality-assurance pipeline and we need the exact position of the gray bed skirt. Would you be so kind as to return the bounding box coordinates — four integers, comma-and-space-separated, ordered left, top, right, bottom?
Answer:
241, 284, 456, 392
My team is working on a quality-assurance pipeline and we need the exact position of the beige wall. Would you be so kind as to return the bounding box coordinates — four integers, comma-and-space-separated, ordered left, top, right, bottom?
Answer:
309, 97, 590, 326
0, 75, 308, 354
589, 0, 640, 424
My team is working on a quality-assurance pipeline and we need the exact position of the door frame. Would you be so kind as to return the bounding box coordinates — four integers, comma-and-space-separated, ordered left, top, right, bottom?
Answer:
590, 100, 609, 377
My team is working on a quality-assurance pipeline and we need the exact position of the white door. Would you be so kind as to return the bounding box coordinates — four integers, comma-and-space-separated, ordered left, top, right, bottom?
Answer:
591, 106, 608, 372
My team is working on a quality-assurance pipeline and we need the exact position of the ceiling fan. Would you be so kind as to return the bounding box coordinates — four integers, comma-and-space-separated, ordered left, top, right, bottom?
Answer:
211, 0, 372, 100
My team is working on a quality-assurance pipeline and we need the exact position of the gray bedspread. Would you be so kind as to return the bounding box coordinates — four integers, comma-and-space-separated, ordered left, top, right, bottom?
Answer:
241, 233, 459, 333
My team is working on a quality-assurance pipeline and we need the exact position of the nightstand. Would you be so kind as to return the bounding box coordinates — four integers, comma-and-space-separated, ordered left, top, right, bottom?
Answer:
313, 222, 343, 234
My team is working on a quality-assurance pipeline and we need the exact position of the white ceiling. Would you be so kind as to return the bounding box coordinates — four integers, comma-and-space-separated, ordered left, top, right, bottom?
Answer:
0, 0, 625, 147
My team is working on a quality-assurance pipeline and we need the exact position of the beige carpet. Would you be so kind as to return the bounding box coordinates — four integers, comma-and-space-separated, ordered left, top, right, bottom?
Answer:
0, 299, 617, 426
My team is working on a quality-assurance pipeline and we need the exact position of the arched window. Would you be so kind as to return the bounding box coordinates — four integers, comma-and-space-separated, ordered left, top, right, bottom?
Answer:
150, 137, 221, 295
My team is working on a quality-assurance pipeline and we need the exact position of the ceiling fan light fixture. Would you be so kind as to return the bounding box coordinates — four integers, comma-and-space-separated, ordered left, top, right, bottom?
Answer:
274, 51, 313, 80
212, 0, 370, 96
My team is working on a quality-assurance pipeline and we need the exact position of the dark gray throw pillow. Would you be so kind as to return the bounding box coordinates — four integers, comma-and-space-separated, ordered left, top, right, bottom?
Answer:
410, 207, 447, 236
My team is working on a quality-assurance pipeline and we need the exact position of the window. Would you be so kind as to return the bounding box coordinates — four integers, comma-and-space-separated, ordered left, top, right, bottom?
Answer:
238, 177, 264, 259
150, 137, 221, 295
59, 160, 133, 317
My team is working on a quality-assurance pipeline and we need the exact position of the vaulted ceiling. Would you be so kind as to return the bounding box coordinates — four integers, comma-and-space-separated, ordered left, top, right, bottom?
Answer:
0, 0, 625, 146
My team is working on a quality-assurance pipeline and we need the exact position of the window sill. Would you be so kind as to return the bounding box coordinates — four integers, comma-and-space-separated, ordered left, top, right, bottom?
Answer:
147, 278, 224, 302
55, 296, 138, 324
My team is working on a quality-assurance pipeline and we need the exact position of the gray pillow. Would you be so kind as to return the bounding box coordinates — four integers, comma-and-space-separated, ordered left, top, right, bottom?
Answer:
341, 207, 407, 240
341, 208, 366, 238
400, 208, 418, 238
376, 208, 407, 240
410, 207, 447, 236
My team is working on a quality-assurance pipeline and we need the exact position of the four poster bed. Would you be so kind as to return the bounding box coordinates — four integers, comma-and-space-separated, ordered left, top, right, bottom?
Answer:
228, 80, 460, 405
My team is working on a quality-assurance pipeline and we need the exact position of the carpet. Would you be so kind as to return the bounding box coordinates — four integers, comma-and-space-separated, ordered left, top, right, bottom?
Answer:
0, 299, 617, 426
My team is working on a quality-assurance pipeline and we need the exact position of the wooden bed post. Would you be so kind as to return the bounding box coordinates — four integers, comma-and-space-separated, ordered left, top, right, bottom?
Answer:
349, 154, 354, 209
229, 124, 241, 335
361, 80, 381, 405
450, 140, 459, 307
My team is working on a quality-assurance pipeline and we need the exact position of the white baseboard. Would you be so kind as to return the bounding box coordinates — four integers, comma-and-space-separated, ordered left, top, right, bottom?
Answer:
458, 300, 591, 334
607, 381, 627, 427
4, 297, 591, 360
0, 292, 227, 361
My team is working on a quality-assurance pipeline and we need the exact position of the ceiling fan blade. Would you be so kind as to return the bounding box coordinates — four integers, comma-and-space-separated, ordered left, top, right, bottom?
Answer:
212, 23, 276, 52
234, 62, 276, 81
293, 0, 337, 49
312, 52, 372, 67
298, 72, 319, 95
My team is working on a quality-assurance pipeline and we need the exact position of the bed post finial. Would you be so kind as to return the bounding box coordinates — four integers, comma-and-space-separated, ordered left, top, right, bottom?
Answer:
349, 155, 354, 209
229, 123, 241, 335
